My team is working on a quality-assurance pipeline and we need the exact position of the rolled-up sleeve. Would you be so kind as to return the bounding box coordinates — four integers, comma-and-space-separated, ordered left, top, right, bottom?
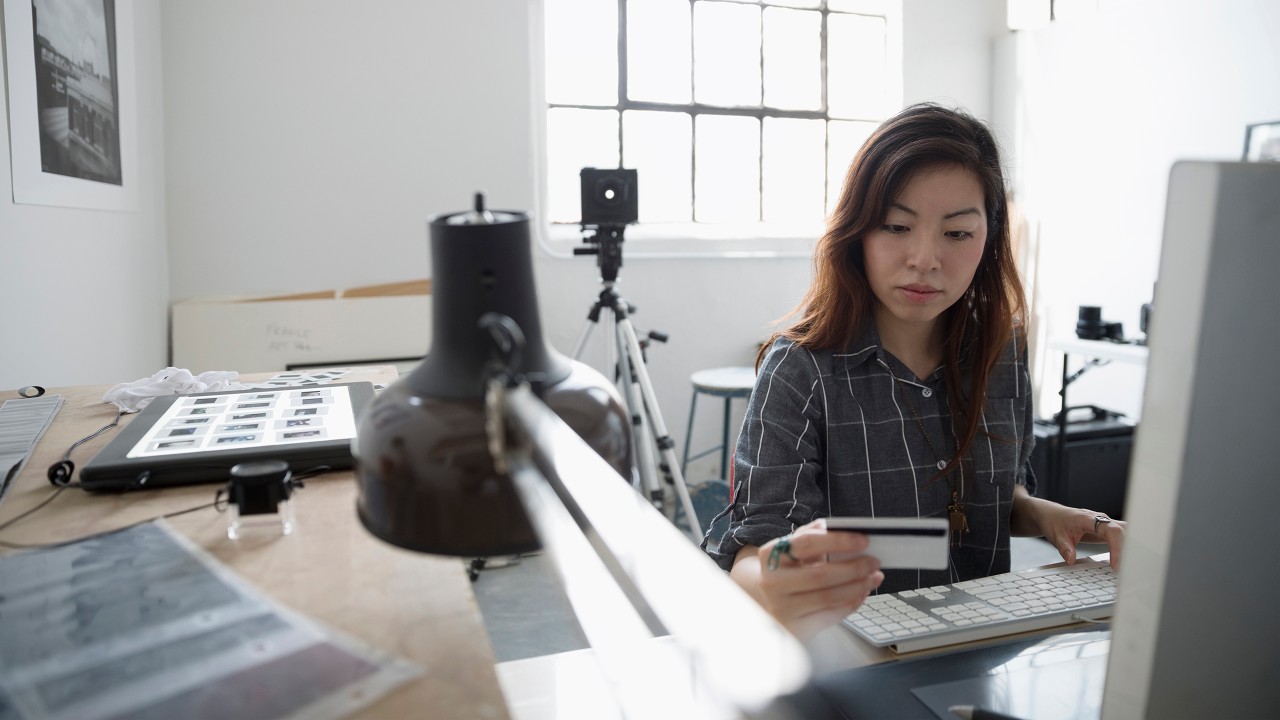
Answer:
705, 339, 828, 571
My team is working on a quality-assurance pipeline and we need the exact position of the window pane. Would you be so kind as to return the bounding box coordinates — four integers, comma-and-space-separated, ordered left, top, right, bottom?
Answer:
545, 0, 617, 105
628, 0, 691, 103
546, 108, 620, 223
623, 111, 693, 223
828, 13, 888, 120
762, 8, 820, 110
693, 2, 762, 107
826, 119, 878, 214
695, 115, 760, 222
827, 0, 874, 11
763, 118, 825, 223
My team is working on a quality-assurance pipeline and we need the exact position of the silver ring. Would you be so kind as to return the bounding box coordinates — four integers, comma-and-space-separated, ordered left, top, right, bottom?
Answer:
1093, 515, 1111, 535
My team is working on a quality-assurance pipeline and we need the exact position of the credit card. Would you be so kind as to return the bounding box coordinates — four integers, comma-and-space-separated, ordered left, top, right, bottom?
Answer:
824, 517, 949, 570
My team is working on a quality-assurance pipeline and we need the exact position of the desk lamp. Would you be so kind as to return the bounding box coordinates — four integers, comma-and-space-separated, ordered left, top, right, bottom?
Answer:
353, 196, 816, 718
352, 194, 630, 556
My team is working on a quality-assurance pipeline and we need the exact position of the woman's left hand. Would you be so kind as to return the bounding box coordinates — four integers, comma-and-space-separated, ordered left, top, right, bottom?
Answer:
1038, 503, 1126, 570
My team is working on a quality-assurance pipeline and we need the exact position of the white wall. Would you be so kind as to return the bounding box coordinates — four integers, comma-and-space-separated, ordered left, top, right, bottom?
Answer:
158, 0, 1006, 483
0, 0, 168, 390
1013, 0, 1280, 420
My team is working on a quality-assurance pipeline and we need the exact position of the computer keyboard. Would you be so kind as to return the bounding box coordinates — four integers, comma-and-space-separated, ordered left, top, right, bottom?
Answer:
843, 557, 1117, 653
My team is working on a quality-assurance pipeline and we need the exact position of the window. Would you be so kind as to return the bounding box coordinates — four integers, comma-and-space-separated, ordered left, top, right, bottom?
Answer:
540, 0, 902, 254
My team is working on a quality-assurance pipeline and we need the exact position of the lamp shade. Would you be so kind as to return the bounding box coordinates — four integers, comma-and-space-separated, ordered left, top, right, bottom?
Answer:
353, 196, 631, 556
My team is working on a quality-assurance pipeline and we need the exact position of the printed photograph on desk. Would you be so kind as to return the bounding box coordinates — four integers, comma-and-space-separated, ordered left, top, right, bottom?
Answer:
0, 521, 422, 719
125, 386, 357, 459
251, 369, 354, 389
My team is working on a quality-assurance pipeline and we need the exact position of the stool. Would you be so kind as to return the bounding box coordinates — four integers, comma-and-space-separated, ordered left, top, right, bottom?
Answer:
681, 366, 756, 480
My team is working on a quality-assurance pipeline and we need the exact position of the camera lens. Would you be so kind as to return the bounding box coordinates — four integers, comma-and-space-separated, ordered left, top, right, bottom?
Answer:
1076, 305, 1104, 340
595, 178, 626, 206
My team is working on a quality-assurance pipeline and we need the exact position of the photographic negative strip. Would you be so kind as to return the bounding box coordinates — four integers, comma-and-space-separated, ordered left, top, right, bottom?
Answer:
280, 428, 326, 442
150, 439, 198, 451
217, 422, 264, 434
215, 434, 258, 445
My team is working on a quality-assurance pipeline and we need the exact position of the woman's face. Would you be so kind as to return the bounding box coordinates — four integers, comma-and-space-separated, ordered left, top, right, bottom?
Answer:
862, 164, 988, 339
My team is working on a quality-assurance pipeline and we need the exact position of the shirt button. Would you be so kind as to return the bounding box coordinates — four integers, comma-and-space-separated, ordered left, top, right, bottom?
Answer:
936, 460, 947, 470
922, 388, 933, 398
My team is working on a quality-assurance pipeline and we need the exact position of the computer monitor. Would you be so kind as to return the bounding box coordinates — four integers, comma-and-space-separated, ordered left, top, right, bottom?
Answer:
1102, 161, 1280, 717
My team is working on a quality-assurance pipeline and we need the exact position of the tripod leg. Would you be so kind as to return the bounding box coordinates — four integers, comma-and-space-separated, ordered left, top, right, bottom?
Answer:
616, 317, 703, 543
572, 319, 595, 360
615, 321, 663, 504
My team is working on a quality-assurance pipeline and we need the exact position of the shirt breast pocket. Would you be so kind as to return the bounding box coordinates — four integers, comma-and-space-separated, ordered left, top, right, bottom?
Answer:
974, 375, 1028, 493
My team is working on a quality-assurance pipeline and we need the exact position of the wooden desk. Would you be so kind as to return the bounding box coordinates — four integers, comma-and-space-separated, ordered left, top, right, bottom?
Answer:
0, 369, 510, 720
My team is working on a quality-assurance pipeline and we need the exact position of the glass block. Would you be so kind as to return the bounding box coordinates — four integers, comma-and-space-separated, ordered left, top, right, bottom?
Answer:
826, 119, 878, 213
545, 0, 617, 105
763, 7, 821, 111
628, 0, 692, 104
546, 108, 620, 224
695, 115, 760, 222
828, 12, 887, 119
767, 0, 820, 7
694, 2, 762, 107
623, 111, 693, 223
763, 118, 825, 223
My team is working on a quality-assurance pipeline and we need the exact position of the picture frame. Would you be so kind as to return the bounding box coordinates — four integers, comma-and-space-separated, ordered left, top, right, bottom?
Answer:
2, 0, 137, 211
1243, 120, 1280, 162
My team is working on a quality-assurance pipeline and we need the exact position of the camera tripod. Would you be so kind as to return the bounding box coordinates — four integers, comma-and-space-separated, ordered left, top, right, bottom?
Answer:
572, 224, 703, 542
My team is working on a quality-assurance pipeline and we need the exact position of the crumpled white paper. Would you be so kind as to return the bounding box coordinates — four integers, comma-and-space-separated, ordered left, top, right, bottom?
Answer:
103, 368, 245, 413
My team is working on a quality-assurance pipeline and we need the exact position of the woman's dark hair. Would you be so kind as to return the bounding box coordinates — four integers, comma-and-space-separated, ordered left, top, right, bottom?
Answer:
762, 102, 1027, 473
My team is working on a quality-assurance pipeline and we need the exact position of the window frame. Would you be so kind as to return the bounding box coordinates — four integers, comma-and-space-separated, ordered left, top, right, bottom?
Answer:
533, 0, 903, 259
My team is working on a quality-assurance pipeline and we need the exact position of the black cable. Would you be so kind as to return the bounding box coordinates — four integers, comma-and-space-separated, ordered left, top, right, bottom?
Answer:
0, 486, 69, 534
47, 410, 125, 488
0, 464, 334, 551
0, 498, 221, 550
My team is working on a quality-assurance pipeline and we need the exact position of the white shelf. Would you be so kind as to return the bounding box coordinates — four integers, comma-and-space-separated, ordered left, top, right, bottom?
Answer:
1048, 338, 1149, 366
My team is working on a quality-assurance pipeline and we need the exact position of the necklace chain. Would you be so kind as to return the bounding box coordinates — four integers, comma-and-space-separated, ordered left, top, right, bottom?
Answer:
883, 361, 971, 547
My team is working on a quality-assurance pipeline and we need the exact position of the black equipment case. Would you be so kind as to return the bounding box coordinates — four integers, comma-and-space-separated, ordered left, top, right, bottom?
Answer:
1029, 406, 1134, 520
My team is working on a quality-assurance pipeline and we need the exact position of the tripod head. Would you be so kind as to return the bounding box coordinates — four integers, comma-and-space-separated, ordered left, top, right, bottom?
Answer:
573, 223, 627, 283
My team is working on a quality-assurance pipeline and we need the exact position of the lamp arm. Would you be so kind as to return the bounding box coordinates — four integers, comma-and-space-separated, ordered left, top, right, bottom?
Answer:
494, 383, 812, 718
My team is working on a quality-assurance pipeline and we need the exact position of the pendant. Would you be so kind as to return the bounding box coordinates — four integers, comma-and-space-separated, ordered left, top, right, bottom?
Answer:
948, 491, 970, 548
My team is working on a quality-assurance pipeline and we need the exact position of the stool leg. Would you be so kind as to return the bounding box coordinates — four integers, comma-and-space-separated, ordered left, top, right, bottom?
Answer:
681, 391, 698, 477
720, 397, 732, 480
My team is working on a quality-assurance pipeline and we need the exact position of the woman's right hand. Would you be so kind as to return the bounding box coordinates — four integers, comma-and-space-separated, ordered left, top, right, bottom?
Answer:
730, 519, 885, 639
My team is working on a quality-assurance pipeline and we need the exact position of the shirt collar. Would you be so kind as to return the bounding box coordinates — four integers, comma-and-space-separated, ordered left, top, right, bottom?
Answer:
837, 320, 948, 383
833, 321, 882, 369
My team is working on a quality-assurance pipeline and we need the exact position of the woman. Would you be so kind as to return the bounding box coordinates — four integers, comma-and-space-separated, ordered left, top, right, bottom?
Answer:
702, 103, 1126, 640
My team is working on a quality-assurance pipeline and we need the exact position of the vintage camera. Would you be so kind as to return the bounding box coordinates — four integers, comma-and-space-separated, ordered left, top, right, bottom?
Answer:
580, 167, 638, 226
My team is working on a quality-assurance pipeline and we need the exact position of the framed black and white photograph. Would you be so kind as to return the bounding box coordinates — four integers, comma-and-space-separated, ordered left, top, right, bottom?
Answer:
1244, 120, 1280, 162
2, 0, 137, 210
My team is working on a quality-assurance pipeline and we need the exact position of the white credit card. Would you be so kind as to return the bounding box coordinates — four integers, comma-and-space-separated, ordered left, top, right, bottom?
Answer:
824, 517, 950, 570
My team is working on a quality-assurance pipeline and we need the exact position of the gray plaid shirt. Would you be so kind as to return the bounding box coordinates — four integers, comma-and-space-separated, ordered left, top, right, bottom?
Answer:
704, 325, 1035, 593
